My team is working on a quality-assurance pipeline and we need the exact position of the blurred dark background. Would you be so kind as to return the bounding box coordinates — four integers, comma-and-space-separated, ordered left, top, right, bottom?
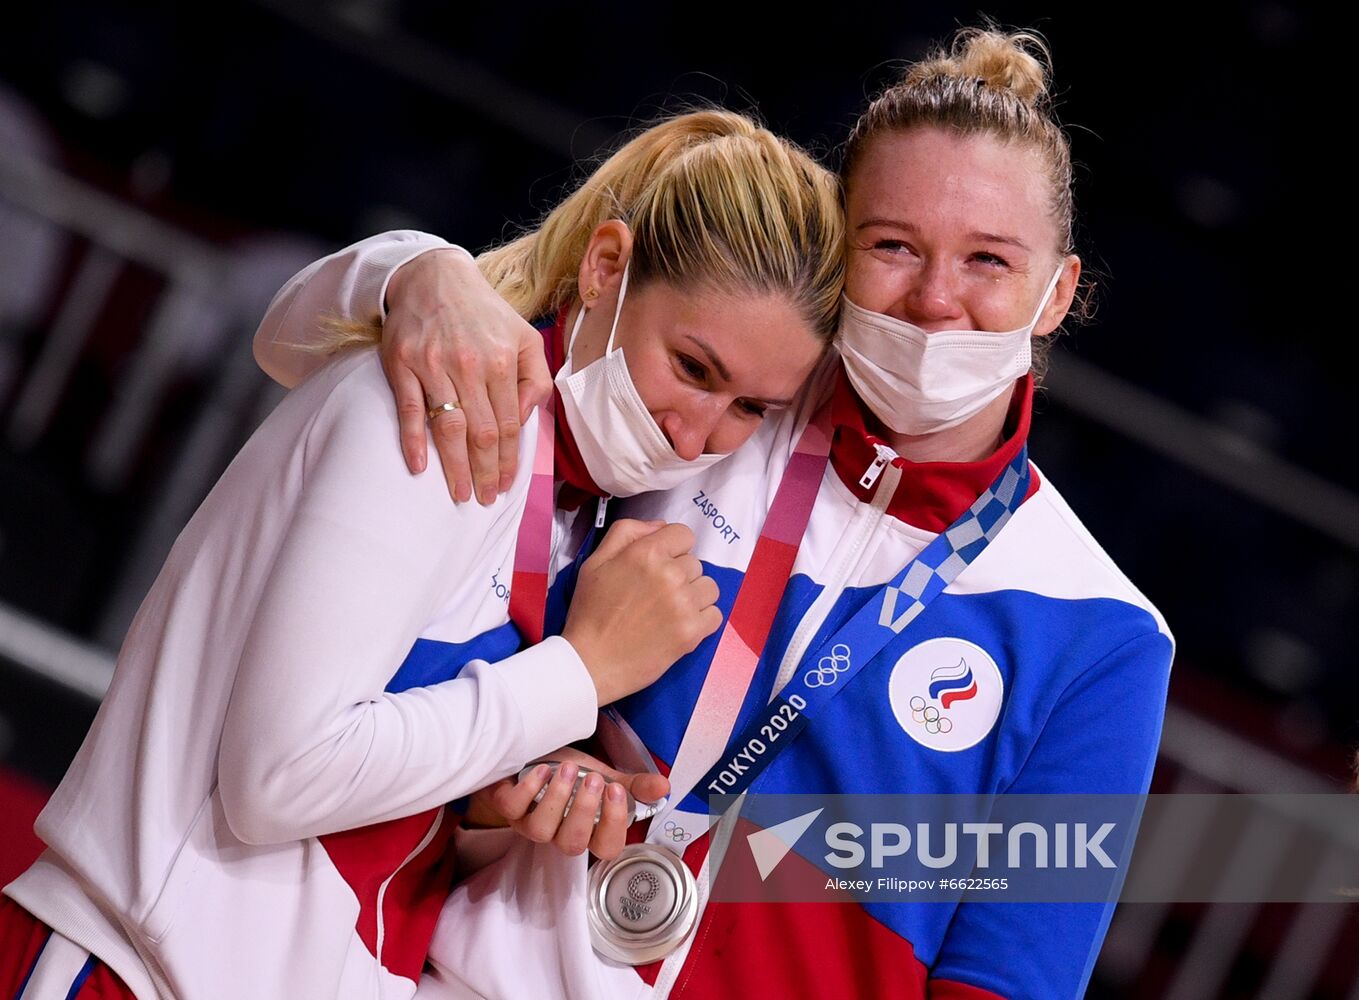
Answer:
0, 2, 1352, 997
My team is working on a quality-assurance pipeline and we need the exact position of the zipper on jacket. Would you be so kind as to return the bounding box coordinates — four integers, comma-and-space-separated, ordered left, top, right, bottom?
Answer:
858, 442, 898, 491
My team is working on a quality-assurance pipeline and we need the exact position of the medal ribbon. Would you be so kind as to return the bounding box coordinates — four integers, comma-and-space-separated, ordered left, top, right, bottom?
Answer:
652, 404, 834, 800
507, 395, 558, 644
650, 446, 1033, 851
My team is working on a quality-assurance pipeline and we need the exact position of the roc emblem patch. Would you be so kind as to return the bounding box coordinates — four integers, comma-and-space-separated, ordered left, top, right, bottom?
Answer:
887, 637, 1003, 752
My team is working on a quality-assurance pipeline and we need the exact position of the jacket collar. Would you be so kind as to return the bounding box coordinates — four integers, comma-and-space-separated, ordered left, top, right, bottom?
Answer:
828, 371, 1039, 533
540, 310, 606, 509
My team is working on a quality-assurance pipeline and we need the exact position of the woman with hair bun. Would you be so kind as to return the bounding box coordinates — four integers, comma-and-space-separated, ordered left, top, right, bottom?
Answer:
242, 26, 1172, 1000
0, 110, 845, 1000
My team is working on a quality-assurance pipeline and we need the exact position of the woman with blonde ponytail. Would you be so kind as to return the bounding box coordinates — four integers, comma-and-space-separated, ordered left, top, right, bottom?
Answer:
0, 110, 846, 1000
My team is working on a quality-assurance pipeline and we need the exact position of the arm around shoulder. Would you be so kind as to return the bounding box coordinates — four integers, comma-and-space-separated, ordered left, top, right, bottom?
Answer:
252, 231, 464, 388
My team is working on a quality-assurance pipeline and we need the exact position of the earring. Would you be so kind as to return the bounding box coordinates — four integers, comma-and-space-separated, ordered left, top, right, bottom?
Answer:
582, 286, 600, 302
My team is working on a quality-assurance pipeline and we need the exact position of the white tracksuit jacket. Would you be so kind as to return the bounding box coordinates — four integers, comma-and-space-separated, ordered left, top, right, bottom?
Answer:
3, 233, 603, 1000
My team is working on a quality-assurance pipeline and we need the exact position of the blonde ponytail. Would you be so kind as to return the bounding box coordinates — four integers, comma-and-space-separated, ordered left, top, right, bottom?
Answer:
323, 109, 843, 353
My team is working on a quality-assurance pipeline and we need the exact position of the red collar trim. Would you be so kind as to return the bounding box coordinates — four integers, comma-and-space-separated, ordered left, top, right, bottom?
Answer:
828, 372, 1040, 533
541, 309, 606, 509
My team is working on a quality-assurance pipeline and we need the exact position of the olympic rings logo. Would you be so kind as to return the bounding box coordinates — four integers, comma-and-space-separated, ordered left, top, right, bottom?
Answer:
804, 643, 851, 688
627, 870, 661, 903
663, 821, 693, 843
908, 695, 954, 735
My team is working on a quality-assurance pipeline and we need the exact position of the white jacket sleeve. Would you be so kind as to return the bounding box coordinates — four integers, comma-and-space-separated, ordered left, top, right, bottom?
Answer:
252, 230, 468, 388
216, 357, 597, 845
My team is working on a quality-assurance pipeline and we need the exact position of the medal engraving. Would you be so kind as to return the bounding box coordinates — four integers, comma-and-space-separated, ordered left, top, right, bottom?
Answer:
587, 844, 699, 964
616, 870, 662, 925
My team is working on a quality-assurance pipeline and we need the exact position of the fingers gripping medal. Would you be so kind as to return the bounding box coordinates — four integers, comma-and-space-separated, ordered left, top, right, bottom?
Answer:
516, 761, 661, 823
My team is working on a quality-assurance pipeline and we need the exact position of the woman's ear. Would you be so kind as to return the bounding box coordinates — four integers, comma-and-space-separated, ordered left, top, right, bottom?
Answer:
577, 220, 635, 307
1034, 254, 1081, 337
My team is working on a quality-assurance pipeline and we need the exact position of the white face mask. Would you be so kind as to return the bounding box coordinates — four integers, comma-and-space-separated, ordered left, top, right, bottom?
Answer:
838, 266, 1064, 436
555, 265, 726, 497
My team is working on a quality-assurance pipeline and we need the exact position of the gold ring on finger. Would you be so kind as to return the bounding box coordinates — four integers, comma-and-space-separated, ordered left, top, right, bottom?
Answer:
426, 400, 460, 422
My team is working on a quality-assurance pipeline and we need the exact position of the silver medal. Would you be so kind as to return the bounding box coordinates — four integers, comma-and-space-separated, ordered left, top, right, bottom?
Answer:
586, 843, 699, 965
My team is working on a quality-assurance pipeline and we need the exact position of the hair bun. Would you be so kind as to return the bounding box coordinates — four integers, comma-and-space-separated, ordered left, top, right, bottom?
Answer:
905, 27, 1052, 107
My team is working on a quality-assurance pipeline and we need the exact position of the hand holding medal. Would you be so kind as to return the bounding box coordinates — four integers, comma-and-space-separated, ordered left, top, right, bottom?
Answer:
468, 748, 669, 862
